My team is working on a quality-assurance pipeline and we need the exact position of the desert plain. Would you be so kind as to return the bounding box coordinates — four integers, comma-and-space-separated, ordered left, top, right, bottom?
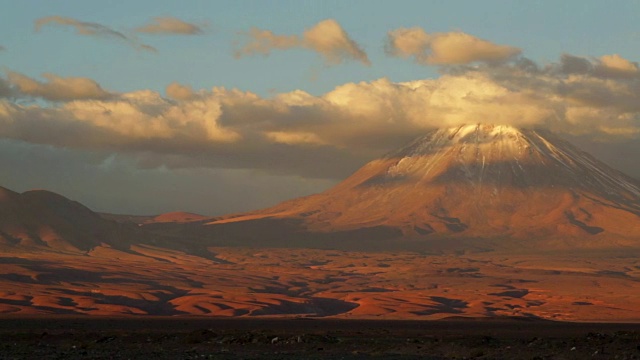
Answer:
2, 245, 640, 359
1, 245, 639, 320
2, 124, 640, 358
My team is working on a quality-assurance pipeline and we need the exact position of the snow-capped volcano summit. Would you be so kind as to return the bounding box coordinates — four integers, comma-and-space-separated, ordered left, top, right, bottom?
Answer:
366, 124, 640, 200
192, 124, 640, 250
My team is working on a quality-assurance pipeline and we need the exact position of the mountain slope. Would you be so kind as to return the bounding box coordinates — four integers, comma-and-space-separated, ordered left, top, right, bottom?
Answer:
189, 124, 640, 250
0, 186, 146, 252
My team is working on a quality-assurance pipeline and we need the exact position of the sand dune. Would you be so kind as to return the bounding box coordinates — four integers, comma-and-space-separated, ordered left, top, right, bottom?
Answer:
1, 246, 638, 321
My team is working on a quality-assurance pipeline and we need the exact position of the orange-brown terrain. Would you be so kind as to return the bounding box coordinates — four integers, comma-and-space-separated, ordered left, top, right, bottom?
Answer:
1, 246, 639, 321
1, 124, 639, 322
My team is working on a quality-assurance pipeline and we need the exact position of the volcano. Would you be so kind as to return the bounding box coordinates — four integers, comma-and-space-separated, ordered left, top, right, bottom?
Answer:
3, 125, 640, 319
177, 124, 640, 251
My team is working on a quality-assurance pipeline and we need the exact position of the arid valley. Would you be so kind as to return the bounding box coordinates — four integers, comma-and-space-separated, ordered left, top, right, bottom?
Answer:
2, 125, 640, 320
2, 245, 640, 321
3, 2, 640, 358
2, 245, 640, 359
2, 124, 640, 357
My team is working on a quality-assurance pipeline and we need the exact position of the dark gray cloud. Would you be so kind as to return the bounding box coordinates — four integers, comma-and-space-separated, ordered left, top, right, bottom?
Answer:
35, 16, 157, 52
0, 78, 13, 98
559, 53, 594, 75
555, 53, 639, 79
0, 139, 336, 215
563, 134, 640, 180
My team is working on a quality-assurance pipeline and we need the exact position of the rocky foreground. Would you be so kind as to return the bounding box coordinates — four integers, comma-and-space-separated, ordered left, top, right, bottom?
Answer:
1, 317, 639, 359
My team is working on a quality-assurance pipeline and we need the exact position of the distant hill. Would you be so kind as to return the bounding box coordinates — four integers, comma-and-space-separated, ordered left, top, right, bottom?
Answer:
0, 186, 150, 253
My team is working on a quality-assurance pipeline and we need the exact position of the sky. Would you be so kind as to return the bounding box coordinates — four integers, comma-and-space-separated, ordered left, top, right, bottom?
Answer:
1, 0, 640, 216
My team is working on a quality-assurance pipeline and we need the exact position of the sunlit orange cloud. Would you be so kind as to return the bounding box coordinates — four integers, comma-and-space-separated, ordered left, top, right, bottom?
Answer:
1, 52, 639, 177
135, 17, 204, 35
386, 27, 521, 65
7, 72, 113, 101
166, 82, 197, 101
235, 19, 370, 66
596, 54, 639, 78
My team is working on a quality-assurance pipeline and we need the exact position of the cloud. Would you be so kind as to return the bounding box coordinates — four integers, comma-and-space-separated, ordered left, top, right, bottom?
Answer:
265, 131, 326, 146
0, 139, 337, 215
234, 28, 300, 57
6, 71, 113, 101
558, 53, 594, 74
558, 53, 639, 79
165, 82, 196, 100
386, 27, 521, 65
0, 78, 12, 98
35, 16, 157, 52
0, 51, 639, 179
302, 19, 370, 66
235, 19, 370, 66
596, 54, 639, 78
135, 17, 203, 35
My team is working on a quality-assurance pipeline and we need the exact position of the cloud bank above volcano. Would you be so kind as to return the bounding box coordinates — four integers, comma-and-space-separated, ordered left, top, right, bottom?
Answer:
1, 47, 639, 179
2, 11, 640, 214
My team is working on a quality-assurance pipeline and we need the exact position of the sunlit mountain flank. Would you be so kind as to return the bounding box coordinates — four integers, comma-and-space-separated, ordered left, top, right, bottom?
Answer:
162, 124, 640, 251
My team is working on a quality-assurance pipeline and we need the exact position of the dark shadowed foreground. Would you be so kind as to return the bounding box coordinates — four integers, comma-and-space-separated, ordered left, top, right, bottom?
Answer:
1, 317, 639, 359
